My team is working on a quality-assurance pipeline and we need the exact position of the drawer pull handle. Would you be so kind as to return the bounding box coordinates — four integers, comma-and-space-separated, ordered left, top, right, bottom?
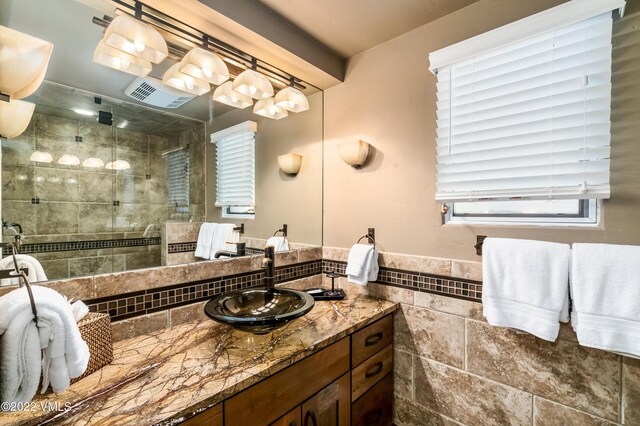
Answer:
364, 361, 384, 378
364, 332, 383, 346
364, 408, 384, 425
304, 409, 317, 426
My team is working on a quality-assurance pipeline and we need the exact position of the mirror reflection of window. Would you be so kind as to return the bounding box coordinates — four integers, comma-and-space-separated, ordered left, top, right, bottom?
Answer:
163, 146, 190, 213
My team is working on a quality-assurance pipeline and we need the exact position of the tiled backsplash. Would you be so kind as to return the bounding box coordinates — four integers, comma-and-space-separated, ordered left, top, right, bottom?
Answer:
3, 237, 161, 256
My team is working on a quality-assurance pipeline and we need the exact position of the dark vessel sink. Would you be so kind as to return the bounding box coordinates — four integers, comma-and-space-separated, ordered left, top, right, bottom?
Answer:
204, 287, 315, 334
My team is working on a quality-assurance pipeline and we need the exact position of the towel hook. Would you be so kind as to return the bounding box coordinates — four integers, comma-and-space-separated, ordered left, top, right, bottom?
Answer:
273, 224, 288, 237
356, 228, 376, 248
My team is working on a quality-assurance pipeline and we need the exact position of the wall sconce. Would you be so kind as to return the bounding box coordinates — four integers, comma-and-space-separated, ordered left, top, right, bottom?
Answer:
162, 63, 210, 95
82, 158, 105, 168
1, 100, 35, 139
57, 154, 81, 166
338, 140, 370, 169
29, 150, 53, 163
105, 160, 131, 171
93, 40, 152, 77
102, 14, 167, 64
277, 153, 302, 176
179, 47, 229, 85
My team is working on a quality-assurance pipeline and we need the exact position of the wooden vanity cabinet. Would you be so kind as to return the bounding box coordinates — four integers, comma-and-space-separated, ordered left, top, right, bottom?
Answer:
301, 373, 350, 426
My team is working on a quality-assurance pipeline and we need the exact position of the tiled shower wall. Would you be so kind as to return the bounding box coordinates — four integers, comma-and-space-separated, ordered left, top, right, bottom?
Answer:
322, 247, 640, 426
1, 111, 205, 280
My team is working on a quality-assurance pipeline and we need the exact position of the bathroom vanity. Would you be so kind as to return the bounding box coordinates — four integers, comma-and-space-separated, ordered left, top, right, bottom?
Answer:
4, 290, 396, 426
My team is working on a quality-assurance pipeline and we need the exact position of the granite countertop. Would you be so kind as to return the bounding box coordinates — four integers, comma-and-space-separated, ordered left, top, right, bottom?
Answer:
4, 287, 397, 426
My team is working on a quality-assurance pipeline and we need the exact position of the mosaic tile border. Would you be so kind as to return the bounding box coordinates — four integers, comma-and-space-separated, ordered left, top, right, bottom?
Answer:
167, 241, 265, 255
322, 259, 483, 302
3, 237, 161, 256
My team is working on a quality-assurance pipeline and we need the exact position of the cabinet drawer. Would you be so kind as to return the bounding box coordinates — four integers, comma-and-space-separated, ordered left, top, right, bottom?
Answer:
225, 338, 350, 426
351, 373, 393, 426
351, 315, 393, 367
181, 403, 222, 426
271, 406, 301, 426
352, 344, 392, 401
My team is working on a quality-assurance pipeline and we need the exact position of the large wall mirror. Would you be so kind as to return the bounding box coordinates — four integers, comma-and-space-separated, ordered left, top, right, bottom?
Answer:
0, 0, 323, 282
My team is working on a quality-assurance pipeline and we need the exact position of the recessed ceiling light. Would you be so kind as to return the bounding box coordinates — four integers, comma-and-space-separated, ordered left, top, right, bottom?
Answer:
72, 108, 96, 116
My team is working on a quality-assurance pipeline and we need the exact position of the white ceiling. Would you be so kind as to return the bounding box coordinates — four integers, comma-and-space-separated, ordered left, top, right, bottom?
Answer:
259, 0, 480, 58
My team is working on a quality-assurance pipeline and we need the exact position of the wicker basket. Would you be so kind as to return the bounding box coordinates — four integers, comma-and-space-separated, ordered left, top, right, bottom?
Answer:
71, 312, 113, 383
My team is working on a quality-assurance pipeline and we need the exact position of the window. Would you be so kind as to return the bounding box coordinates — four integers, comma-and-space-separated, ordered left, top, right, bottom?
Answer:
211, 121, 256, 219
428, 0, 624, 225
163, 146, 190, 213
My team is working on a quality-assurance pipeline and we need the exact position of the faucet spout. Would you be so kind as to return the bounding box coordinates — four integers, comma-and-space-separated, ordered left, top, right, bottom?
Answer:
263, 245, 275, 289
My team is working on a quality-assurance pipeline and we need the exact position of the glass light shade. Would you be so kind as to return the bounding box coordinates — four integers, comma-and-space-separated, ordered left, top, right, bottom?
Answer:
93, 40, 152, 77
0, 26, 53, 100
179, 47, 229, 85
0, 99, 35, 139
232, 69, 273, 99
57, 154, 80, 166
103, 15, 167, 64
105, 160, 131, 170
29, 151, 53, 163
277, 153, 302, 176
254, 97, 288, 120
338, 140, 370, 168
82, 157, 105, 168
275, 87, 309, 113
212, 81, 252, 109
162, 63, 210, 96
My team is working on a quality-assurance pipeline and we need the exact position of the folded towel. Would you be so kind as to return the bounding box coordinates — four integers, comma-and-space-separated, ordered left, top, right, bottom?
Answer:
195, 223, 217, 259
0, 255, 48, 286
482, 238, 571, 342
266, 236, 289, 253
571, 243, 640, 357
210, 224, 239, 259
71, 301, 89, 322
0, 286, 89, 403
346, 244, 378, 285
142, 223, 157, 238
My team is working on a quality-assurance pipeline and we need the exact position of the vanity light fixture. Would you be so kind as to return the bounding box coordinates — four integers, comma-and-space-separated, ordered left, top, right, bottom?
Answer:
93, 40, 152, 77
0, 99, 35, 139
179, 47, 229, 86
162, 63, 210, 96
233, 59, 273, 100
0, 25, 54, 101
57, 154, 81, 166
82, 157, 105, 168
338, 140, 370, 169
275, 86, 309, 113
254, 97, 288, 120
212, 81, 253, 109
105, 159, 131, 170
277, 154, 302, 176
29, 150, 53, 163
102, 14, 167, 64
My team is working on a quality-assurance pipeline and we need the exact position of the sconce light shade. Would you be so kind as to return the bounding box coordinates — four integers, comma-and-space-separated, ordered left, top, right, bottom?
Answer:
338, 140, 370, 168
82, 157, 105, 168
93, 40, 152, 77
277, 153, 302, 176
179, 47, 229, 85
103, 14, 167, 64
254, 97, 288, 120
275, 87, 309, 113
57, 154, 80, 166
0, 99, 35, 139
162, 63, 210, 95
233, 69, 273, 99
0, 26, 54, 100
29, 150, 53, 163
212, 81, 252, 109
105, 160, 131, 170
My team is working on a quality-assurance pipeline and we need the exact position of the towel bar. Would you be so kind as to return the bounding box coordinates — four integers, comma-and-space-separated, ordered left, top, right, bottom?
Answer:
475, 235, 487, 255
233, 224, 244, 234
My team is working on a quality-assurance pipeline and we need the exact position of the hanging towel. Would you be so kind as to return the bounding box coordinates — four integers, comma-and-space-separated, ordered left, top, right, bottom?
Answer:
266, 236, 289, 253
346, 244, 378, 285
571, 243, 640, 357
0, 285, 89, 403
482, 238, 571, 342
195, 223, 217, 259
0, 255, 48, 286
71, 301, 89, 322
210, 224, 239, 259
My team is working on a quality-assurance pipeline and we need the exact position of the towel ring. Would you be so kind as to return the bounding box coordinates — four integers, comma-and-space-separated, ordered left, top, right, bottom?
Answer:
273, 224, 288, 237
1, 244, 39, 326
355, 228, 376, 248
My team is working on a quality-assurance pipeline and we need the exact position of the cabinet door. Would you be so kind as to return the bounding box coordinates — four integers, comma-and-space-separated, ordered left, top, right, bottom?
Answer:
301, 373, 350, 426
352, 373, 393, 426
271, 406, 302, 426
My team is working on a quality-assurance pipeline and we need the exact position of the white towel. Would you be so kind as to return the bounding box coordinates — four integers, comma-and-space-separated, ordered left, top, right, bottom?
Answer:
195, 223, 217, 259
71, 301, 89, 322
0, 255, 48, 286
346, 244, 378, 285
0, 285, 89, 402
266, 236, 289, 253
571, 243, 640, 357
482, 238, 571, 342
210, 224, 239, 259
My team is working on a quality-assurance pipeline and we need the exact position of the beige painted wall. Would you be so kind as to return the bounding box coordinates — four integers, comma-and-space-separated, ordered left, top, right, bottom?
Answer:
323, 0, 640, 261
206, 92, 323, 246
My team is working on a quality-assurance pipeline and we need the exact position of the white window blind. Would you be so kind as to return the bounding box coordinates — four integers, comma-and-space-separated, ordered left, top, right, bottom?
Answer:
211, 121, 256, 208
163, 147, 190, 208
429, 0, 624, 202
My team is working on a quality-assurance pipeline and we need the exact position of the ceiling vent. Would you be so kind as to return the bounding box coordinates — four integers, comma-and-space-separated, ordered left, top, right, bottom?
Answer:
124, 77, 194, 108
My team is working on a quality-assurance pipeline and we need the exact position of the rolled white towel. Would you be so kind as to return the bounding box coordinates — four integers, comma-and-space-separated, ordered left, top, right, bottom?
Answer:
71, 301, 89, 322
0, 255, 48, 286
266, 236, 289, 252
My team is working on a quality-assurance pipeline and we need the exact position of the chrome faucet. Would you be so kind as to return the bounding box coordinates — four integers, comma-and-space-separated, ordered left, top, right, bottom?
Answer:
262, 245, 275, 289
